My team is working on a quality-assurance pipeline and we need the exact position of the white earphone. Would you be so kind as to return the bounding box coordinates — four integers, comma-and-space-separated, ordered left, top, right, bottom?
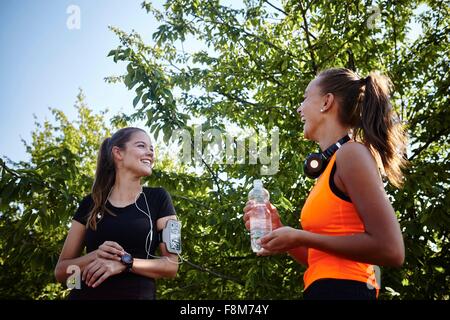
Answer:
103, 186, 183, 264
133, 189, 154, 259
133, 187, 183, 264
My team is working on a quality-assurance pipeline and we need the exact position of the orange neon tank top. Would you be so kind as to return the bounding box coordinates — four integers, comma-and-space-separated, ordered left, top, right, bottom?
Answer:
300, 150, 379, 292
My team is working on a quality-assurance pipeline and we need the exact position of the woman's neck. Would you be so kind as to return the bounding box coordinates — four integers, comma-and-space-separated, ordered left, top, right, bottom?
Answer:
318, 131, 349, 151
110, 172, 142, 203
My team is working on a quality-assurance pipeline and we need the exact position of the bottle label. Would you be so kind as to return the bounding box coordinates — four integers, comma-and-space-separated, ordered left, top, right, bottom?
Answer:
250, 226, 271, 253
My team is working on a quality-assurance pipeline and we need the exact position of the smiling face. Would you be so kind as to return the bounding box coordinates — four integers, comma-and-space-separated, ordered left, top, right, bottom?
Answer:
113, 131, 154, 177
297, 78, 327, 141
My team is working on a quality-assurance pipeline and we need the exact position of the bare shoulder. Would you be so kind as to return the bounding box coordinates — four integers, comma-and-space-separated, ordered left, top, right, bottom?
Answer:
337, 141, 374, 163
335, 141, 378, 174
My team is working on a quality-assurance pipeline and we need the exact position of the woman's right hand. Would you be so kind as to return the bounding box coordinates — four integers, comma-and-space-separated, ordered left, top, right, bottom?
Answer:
243, 200, 283, 231
96, 241, 125, 261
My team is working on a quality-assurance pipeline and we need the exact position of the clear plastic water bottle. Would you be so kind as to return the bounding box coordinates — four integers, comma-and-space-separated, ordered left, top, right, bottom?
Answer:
248, 179, 271, 253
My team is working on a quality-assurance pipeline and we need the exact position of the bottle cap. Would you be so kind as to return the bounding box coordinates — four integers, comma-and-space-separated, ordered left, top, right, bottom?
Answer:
253, 179, 263, 189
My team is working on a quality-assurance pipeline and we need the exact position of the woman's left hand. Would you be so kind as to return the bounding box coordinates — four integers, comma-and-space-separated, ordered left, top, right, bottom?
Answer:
258, 227, 302, 256
83, 258, 126, 288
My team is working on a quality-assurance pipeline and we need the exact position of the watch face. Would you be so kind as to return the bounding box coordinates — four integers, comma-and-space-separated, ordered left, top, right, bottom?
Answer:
122, 254, 132, 265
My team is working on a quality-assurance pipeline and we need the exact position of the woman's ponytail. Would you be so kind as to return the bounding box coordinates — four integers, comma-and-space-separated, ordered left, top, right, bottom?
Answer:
87, 137, 115, 230
359, 72, 408, 187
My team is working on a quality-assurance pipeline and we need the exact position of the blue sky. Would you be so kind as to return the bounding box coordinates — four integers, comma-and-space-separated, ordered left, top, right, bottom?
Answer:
0, 0, 159, 162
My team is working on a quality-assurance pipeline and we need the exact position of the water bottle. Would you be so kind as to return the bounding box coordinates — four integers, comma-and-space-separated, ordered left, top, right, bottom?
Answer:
248, 179, 271, 253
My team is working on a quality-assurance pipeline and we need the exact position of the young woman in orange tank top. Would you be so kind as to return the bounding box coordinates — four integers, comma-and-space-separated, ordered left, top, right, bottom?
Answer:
243, 68, 407, 300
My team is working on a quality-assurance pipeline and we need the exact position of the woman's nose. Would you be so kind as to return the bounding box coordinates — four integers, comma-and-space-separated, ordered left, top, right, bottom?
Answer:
297, 103, 303, 113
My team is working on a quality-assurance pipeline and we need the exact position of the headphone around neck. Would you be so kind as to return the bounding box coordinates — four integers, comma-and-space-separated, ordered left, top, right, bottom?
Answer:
303, 135, 351, 179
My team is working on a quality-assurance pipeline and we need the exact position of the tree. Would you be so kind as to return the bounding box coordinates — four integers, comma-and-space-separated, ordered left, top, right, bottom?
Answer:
1, 0, 449, 300
0, 90, 113, 299
107, 0, 449, 299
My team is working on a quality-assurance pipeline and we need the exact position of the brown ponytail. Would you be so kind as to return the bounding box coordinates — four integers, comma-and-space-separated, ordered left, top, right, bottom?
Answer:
317, 68, 408, 187
87, 127, 147, 230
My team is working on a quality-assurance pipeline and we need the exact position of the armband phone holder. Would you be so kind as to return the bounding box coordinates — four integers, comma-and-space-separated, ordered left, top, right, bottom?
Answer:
161, 219, 182, 254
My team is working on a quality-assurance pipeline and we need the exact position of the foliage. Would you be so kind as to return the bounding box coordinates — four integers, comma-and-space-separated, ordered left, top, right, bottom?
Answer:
0, 90, 112, 299
1, 0, 449, 299
107, 0, 450, 299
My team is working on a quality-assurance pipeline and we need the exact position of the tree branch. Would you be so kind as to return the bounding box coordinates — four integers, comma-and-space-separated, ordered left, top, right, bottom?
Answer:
190, 141, 224, 204
0, 159, 20, 178
297, 1, 317, 73
236, 40, 286, 88
183, 259, 244, 286
171, 194, 211, 209
264, 0, 288, 16
190, 9, 297, 60
215, 88, 261, 108
409, 127, 450, 161
317, 20, 368, 70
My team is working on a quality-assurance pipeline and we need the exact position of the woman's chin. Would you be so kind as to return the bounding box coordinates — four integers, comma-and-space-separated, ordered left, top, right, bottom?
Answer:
303, 125, 315, 141
303, 127, 310, 140
138, 167, 152, 177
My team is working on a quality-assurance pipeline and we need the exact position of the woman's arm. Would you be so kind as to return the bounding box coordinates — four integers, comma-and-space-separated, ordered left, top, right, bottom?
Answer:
55, 221, 127, 284
54, 221, 95, 283
260, 143, 404, 267
130, 215, 179, 279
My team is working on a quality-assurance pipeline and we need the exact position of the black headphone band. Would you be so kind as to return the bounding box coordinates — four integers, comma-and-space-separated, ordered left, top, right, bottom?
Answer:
322, 135, 351, 159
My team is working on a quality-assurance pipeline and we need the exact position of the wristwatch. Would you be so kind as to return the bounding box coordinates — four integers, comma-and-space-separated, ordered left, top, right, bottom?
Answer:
120, 253, 134, 273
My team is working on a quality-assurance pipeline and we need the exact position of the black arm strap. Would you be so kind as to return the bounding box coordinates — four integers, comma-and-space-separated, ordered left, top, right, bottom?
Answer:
157, 230, 163, 244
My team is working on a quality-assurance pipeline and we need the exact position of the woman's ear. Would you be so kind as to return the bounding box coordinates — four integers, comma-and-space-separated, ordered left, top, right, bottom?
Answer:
321, 93, 335, 112
111, 146, 123, 162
